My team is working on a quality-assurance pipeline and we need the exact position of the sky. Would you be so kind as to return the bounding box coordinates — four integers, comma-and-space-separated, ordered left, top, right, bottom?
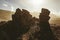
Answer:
0, 0, 60, 16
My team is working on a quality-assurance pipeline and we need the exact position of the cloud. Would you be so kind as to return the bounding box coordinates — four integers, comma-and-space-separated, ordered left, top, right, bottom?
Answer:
3, 3, 8, 7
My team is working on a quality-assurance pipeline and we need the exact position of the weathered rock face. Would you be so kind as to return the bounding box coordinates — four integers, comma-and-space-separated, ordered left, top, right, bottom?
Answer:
12, 8, 32, 26
0, 8, 34, 40
39, 8, 58, 40
39, 8, 50, 23
12, 8, 33, 35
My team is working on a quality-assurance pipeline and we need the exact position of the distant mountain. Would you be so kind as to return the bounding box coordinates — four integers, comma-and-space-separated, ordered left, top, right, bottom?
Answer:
0, 9, 14, 21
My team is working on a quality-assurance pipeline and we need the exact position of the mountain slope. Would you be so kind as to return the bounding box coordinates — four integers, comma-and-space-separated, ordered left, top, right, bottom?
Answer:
0, 9, 14, 21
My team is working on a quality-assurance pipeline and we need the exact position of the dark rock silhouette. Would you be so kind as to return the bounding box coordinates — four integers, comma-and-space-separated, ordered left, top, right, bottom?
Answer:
0, 8, 59, 40
39, 8, 58, 40
0, 8, 33, 40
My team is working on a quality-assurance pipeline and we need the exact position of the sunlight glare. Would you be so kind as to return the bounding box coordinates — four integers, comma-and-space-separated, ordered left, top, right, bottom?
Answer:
28, 0, 45, 11
11, 6, 14, 11
28, 0, 45, 6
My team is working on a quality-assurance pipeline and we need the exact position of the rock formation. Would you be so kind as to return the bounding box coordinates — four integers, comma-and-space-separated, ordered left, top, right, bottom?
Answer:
39, 8, 58, 40
0, 8, 33, 40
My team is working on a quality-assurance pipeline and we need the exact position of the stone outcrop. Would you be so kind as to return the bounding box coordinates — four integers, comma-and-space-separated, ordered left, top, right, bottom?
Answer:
0, 8, 33, 40
39, 8, 58, 40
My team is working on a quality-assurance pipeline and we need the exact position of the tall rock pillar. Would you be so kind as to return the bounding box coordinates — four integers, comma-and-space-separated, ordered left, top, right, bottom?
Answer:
39, 8, 58, 40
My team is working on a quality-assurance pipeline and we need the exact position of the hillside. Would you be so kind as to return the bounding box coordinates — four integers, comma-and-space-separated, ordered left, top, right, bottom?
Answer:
49, 14, 60, 25
0, 9, 14, 21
